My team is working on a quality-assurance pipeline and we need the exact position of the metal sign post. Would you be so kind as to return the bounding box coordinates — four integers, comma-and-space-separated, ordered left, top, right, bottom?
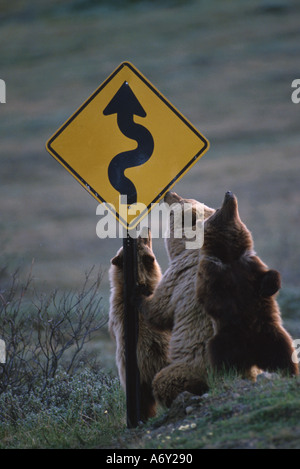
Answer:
123, 232, 140, 428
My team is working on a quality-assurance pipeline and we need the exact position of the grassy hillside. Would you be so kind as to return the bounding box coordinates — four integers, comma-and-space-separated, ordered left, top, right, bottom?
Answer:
121, 373, 300, 450
1, 366, 300, 449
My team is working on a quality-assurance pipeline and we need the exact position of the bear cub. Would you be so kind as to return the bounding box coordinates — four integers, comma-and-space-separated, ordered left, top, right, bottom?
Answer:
196, 191, 299, 377
109, 229, 171, 421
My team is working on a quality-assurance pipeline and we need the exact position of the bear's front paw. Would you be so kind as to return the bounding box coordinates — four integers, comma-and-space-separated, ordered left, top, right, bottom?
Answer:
135, 284, 151, 297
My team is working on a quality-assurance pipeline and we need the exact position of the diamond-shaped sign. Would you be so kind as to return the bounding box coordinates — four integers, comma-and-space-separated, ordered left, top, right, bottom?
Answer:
46, 62, 209, 229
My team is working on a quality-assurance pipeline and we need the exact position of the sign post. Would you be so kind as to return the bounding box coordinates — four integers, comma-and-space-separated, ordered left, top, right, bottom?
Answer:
46, 61, 210, 428
123, 233, 140, 427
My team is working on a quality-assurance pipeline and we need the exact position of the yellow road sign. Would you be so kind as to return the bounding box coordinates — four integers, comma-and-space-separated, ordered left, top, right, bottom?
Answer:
46, 62, 209, 229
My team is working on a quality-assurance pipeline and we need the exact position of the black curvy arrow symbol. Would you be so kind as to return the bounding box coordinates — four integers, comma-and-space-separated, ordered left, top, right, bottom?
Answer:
103, 81, 154, 205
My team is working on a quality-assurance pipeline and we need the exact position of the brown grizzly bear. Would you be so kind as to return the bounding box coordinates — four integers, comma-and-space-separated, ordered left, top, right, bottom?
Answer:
196, 191, 299, 377
140, 192, 215, 407
108, 229, 171, 421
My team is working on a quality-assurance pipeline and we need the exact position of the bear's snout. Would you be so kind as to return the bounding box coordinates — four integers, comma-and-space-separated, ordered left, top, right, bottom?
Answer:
220, 191, 238, 218
225, 191, 234, 200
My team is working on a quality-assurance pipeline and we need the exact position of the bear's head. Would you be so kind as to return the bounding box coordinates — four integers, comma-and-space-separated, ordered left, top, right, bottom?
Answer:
203, 191, 254, 262
164, 191, 215, 260
198, 192, 281, 324
110, 228, 161, 294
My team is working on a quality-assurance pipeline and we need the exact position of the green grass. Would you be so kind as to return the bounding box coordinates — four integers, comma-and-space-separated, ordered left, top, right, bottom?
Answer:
1, 346, 300, 448
127, 374, 300, 449
0, 368, 126, 449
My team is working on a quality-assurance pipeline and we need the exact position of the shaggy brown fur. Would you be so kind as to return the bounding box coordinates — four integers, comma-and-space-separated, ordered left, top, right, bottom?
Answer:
140, 192, 215, 407
196, 191, 299, 377
108, 230, 171, 421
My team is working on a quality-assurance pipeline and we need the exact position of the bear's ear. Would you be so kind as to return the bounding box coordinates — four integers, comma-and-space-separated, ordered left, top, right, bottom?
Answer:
260, 270, 281, 297
111, 253, 123, 268
142, 253, 155, 270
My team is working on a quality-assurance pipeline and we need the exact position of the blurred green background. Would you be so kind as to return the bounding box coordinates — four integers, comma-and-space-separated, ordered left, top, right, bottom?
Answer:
1, 0, 300, 317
